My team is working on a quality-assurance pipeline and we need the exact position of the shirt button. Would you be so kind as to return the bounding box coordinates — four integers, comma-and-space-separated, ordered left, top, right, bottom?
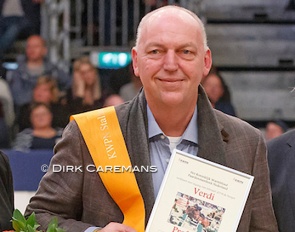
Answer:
160, 135, 165, 140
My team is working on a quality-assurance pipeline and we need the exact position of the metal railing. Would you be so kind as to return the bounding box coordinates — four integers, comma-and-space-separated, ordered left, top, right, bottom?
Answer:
41, 0, 70, 72
41, 0, 205, 71
82, 0, 205, 47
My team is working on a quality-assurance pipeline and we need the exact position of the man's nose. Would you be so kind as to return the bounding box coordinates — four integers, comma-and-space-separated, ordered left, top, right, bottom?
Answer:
163, 50, 178, 71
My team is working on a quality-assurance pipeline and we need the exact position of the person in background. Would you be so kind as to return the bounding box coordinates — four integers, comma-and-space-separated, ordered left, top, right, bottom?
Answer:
17, 75, 70, 131
264, 119, 288, 141
267, 129, 295, 232
13, 102, 63, 151
67, 56, 104, 114
6, 35, 71, 111
119, 64, 142, 102
201, 67, 236, 116
0, 77, 14, 148
0, 151, 14, 231
0, 101, 9, 148
103, 94, 124, 107
25, 6, 278, 231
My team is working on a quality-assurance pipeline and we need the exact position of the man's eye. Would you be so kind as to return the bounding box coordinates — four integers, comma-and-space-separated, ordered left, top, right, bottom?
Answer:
151, 49, 160, 54
147, 49, 162, 59
179, 49, 195, 60
183, 49, 191, 54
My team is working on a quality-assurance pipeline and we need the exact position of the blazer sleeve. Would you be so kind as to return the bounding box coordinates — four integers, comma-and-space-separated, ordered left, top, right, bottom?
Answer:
248, 133, 278, 231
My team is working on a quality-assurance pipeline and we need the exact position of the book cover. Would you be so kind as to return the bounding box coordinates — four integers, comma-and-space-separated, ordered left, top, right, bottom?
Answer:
146, 149, 254, 232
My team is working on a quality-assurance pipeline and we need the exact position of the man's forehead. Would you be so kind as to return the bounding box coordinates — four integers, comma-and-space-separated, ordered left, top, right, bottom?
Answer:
146, 7, 197, 24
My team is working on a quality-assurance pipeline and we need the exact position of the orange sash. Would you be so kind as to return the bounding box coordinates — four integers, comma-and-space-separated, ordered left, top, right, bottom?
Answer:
71, 106, 145, 231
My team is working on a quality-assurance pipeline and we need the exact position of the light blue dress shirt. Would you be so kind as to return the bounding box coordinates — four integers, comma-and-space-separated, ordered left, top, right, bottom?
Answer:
147, 105, 198, 198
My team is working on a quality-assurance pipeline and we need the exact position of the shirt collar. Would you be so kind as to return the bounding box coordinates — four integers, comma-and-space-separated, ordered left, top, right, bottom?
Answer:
147, 105, 198, 144
147, 105, 162, 139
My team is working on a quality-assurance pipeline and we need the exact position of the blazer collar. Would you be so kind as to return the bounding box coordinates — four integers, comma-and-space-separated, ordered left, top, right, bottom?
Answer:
117, 90, 155, 224
286, 130, 295, 148
283, 130, 295, 217
197, 86, 227, 166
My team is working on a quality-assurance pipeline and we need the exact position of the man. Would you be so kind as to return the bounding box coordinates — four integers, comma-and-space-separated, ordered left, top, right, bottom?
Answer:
267, 129, 295, 232
7, 35, 70, 110
26, 6, 278, 231
0, 151, 14, 231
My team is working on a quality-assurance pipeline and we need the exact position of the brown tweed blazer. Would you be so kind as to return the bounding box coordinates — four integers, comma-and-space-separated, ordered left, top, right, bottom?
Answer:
26, 87, 278, 231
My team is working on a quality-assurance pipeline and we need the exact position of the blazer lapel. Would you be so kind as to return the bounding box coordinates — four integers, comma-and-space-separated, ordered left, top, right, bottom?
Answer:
117, 90, 155, 224
197, 86, 227, 166
285, 132, 295, 217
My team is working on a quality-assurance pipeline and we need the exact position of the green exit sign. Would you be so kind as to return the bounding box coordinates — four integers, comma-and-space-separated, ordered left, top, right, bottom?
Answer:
90, 51, 132, 69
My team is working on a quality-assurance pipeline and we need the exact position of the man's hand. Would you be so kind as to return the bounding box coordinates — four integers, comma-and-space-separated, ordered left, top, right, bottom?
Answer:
98, 222, 136, 232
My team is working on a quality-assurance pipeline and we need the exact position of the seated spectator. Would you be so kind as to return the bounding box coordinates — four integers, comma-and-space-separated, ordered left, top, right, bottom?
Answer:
201, 67, 236, 116
0, 0, 44, 60
0, 151, 14, 231
17, 75, 70, 131
6, 35, 71, 111
66, 56, 104, 114
265, 120, 288, 141
13, 102, 63, 151
103, 94, 124, 107
0, 77, 14, 148
119, 64, 142, 101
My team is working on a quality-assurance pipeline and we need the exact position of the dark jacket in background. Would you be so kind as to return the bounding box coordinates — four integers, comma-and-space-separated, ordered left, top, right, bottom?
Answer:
0, 151, 14, 231
267, 129, 295, 232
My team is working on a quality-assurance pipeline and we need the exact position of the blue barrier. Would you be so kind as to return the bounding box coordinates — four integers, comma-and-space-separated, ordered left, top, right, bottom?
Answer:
2, 149, 53, 191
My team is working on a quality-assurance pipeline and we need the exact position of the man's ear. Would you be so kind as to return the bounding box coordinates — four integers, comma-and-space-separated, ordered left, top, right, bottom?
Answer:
203, 48, 212, 77
131, 47, 139, 77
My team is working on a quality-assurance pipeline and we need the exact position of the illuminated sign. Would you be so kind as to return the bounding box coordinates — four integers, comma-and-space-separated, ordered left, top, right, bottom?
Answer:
90, 51, 131, 69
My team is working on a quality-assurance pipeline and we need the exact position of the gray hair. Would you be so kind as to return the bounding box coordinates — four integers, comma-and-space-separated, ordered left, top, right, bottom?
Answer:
135, 5, 208, 50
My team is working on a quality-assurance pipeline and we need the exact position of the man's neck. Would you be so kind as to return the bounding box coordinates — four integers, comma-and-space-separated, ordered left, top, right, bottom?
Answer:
27, 59, 44, 69
149, 103, 196, 137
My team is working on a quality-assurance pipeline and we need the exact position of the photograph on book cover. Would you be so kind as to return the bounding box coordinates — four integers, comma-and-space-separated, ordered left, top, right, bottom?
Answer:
146, 149, 254, 232
168, 191, 226, 232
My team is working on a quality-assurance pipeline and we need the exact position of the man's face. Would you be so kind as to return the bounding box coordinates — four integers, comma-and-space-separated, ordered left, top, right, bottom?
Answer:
132, 10, 211, 107
265, 122, 284, 140
26, 36, 47, 62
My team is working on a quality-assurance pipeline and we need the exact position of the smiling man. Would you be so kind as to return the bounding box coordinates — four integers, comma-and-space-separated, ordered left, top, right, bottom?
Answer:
26, 5, 278, 232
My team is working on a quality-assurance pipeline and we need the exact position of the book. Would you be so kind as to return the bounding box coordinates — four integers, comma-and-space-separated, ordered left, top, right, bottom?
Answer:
146, 149, 254, 232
